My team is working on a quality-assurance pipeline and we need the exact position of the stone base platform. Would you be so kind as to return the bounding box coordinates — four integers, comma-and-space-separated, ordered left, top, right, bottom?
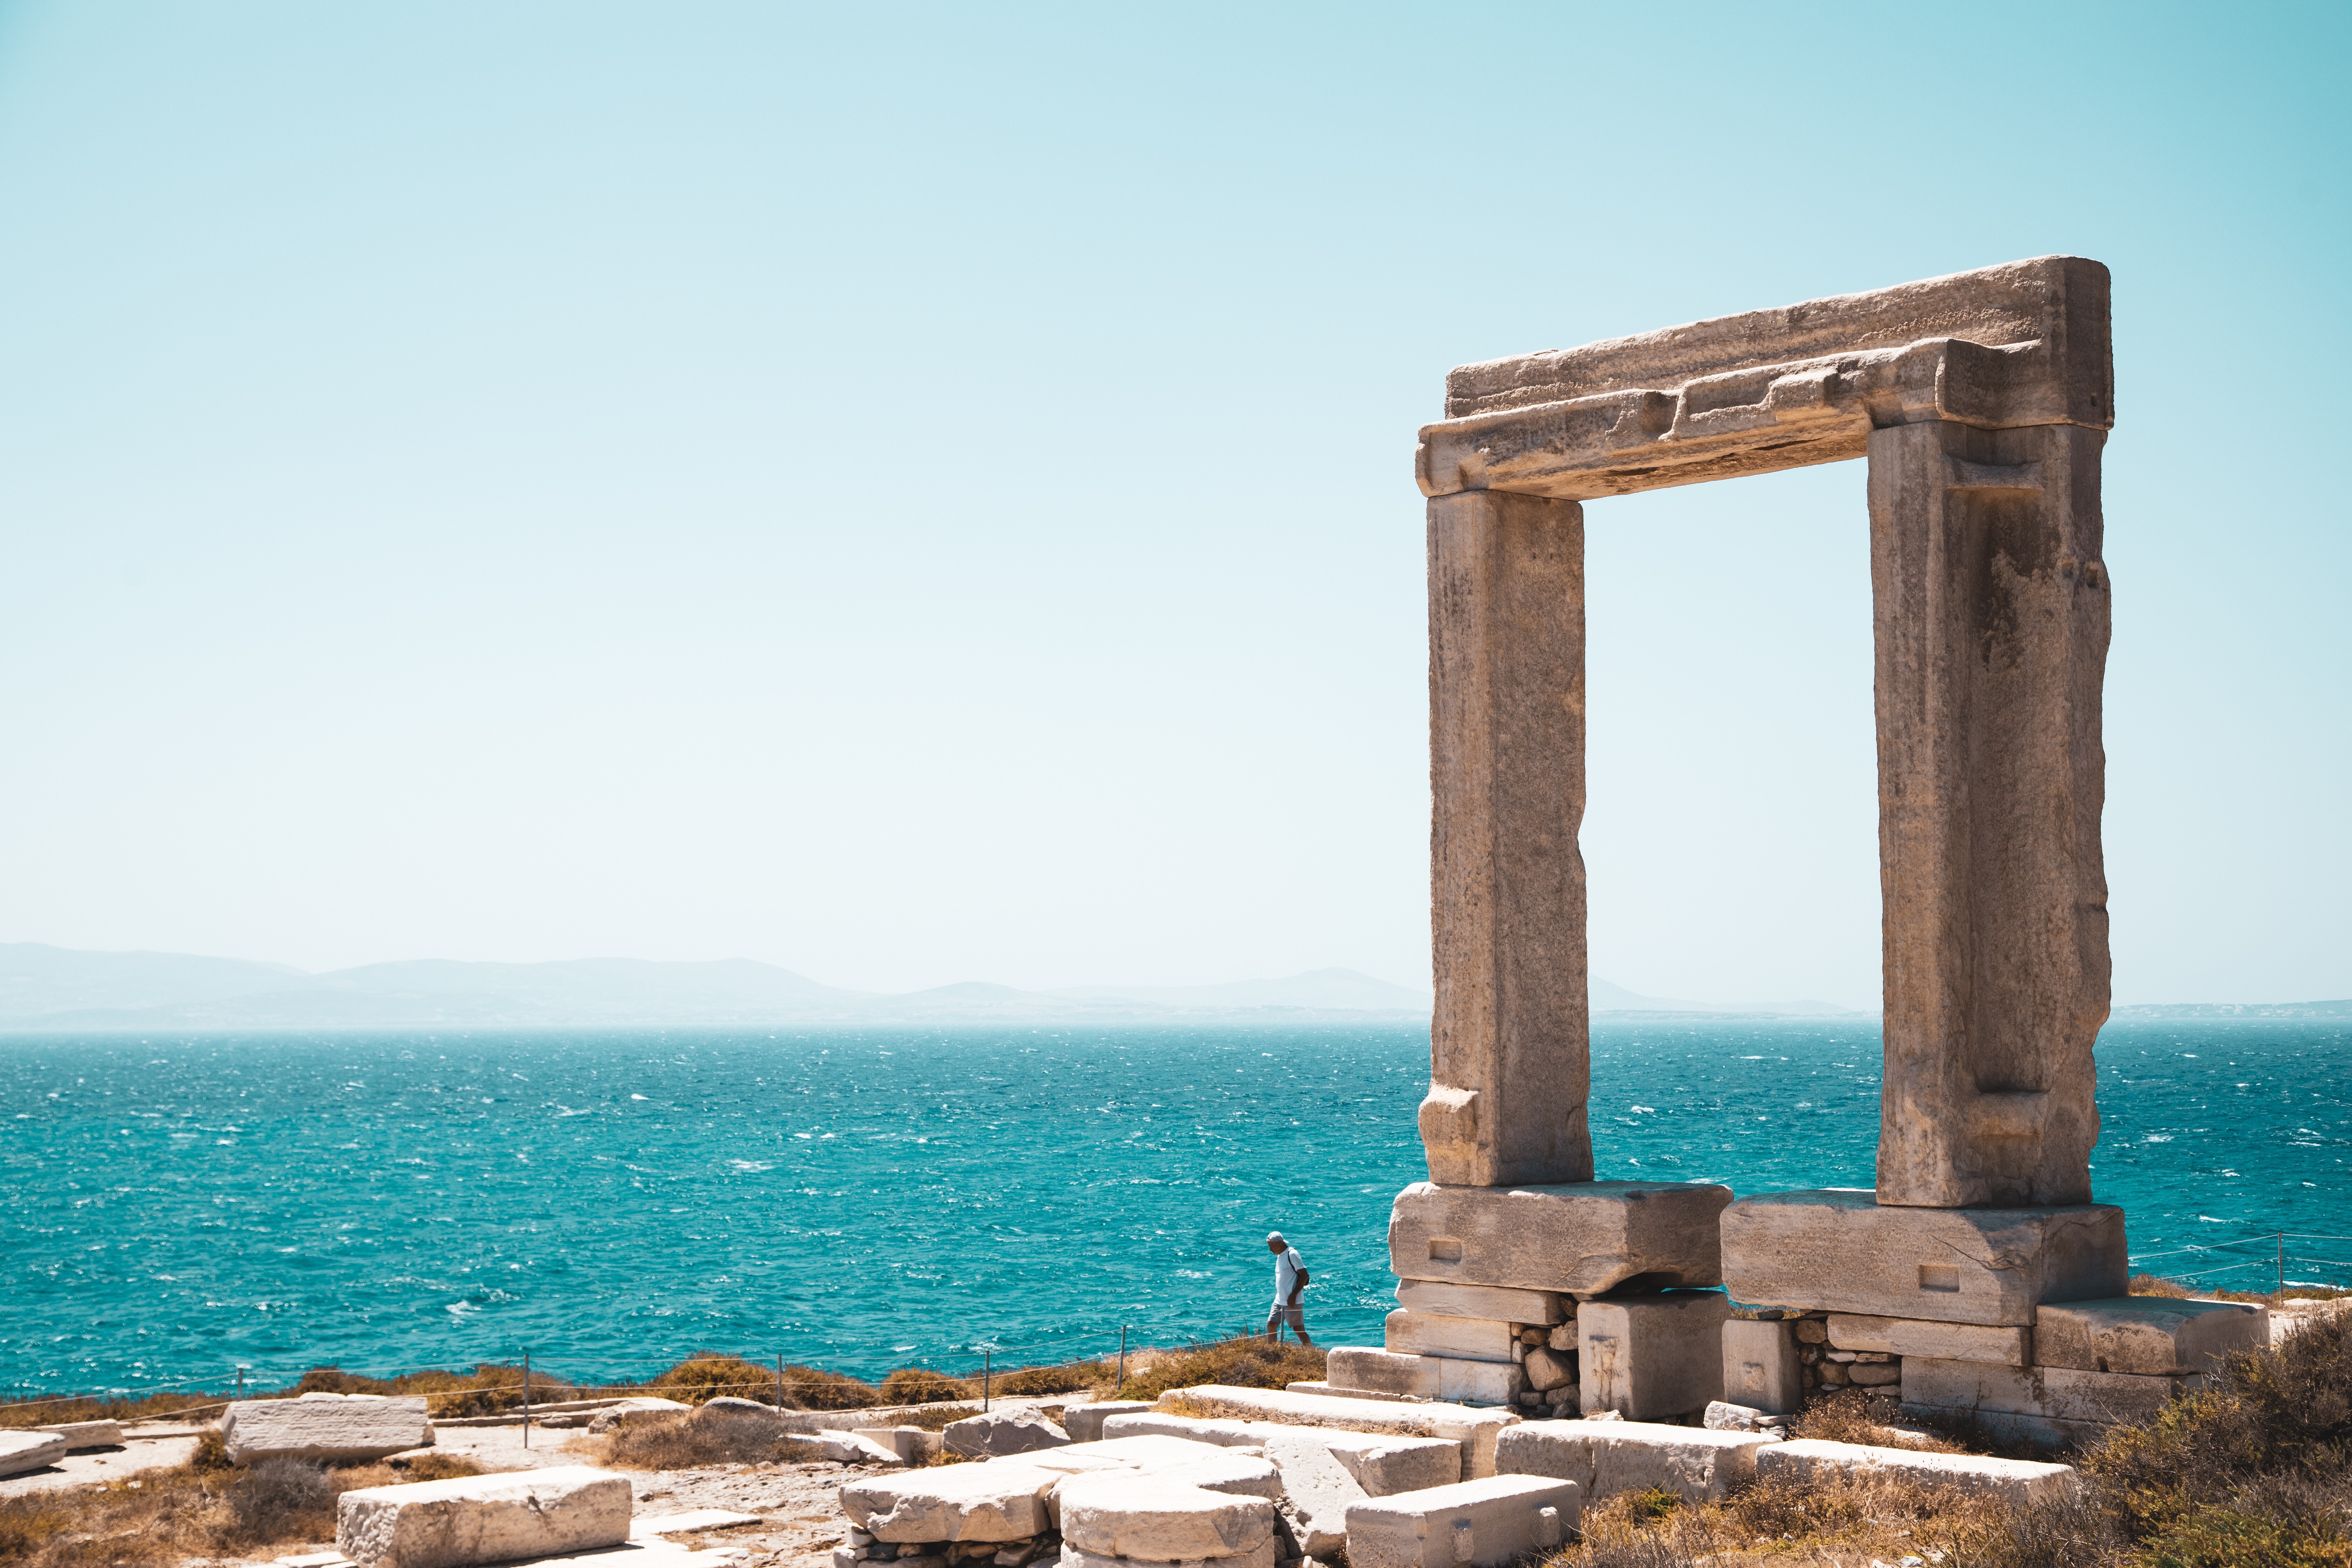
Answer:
1389, 1182, 1731, 1297
1720, 1189, 2126, 1325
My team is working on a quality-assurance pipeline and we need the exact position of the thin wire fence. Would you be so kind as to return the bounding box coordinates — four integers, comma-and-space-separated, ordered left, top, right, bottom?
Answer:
2127, 1228, 2352, 1293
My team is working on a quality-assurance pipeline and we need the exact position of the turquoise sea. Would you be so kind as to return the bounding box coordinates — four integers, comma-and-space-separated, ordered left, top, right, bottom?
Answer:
3, 1019, 2348, 1400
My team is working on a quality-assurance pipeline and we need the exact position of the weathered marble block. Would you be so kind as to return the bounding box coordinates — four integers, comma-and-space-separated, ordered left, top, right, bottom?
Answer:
1495, 1420, 1772, 1504
1385, 1311, 1519, 1364
1055, 1474, 1276, 1562
1720, 1190, 2124, 1325
1720, 1319, 1802, 1416
0, 1430, 69, 1477
1152, 1387, 1519, 1479
1826, 1315, 2031, 1366
1343, 1475, 1578, 1568
1579, 1292, 1729, 1419
336, 1465, 630, 1568
1396, 1281, 1566, 1324
1328, 1348, 1522, 1407
1901, 1358, 2187, 1431
2034, 1297, 2269, 1376
224, 1393, 434, 1464
841, 1461, 1063, 1542
1390, 1181, 1729, 1296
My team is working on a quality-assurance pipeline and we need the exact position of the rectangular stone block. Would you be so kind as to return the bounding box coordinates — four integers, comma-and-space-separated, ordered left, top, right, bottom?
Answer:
1390, 1181, 1729, 1296
1422, 488, 1591, 1188
1343, 1475, 1578, 1568
2034, 1297, 2269, 1376
225, 1393, 436, 1464
0, 1430, 69, 1477
1756, 1439, 2079, 1506
1721, 1320, 1802, 1416
1386, 1311, 1518, 1364
35, 1420, 122, 1450
1395, 1281, 1566, 1325
1720, 1191, 2125, 1325
1062, 1402, 1154, 1442
1418, 257, 2110, 502
1826, 1314, 2031, 1365
1327, 1348, 1522, 1407
1252, 1428, 1457, 1557
841, 1462, 1063, 1542
1901, 1357, 2186, 1429
336, 1465, 631, 1568
1153, 1387, 1519, 1479
1580, 1292, 1730, 1419
1493, 1420, 1772, 1504
1056, 1474, 1277, 1561
1062, 1547, 1274, 1568
1100, 1412, 1266, 1448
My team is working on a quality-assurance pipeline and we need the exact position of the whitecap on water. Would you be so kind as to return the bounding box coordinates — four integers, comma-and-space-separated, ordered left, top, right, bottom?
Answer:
728, 1160, 774, 1173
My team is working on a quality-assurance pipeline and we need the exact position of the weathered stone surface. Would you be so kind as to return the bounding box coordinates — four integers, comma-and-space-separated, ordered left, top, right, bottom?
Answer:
1100, 1412, 1265, 1448
1757, 1439, 2076, 1505
2035, 1298, 2269, 1376
1721, 1320, 1801, 1416
841, 1462, 1062, 1542
1390, 1182, 1728, 1295
1702, 1402, 1776, 1434
819, 1430, 907, 1465
1055, 1474, 1276, 1561
1328, 1349, 1522, 1406
1494, 1420, 1771, 1504
1287, 1380, 1414, 1402
1063, 1402, 1153, 1442
336, 1464, 631, 1568
1417, 257, 2111, 503
1252, 1431, 1362, 1556
1386, 1311, 1518, 1364
1047, 1434, 1266, 1472
1155, 1387, 1519, 1479
946, 1410, 1071, 1459
1520, 1348, 1573, 1394
1344, 1474, 1578, 1568
855, 1426, 944, 1465
1395, 1281, 1566, 1325
1422, 489, 1591, 1187
1060, 1544, 1276, 1568
0, 1430, 69, 1476
1721, 1192, 2126, 1325
1580, 1292, 1730, 1419
224, 1393, 435, 1464
1316, 1433, 1462, 1497
33, 1420, 120, 1450
1826, 1315, 2031, 1365
1901, 1358, 2186, 1428
1871, 418, 2110, 1208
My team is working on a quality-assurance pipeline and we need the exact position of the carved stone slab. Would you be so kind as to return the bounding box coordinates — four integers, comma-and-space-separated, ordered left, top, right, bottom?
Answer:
1718, 1190, 2125, 1325
1390, 1181, 1730, 1296
1417, 256, 2110, 502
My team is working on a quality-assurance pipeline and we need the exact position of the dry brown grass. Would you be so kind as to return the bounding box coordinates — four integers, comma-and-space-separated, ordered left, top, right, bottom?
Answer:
880, 1367, 975, 1405
1104, 1335, 1324, 1404
593, 1406, 823, 1470
0, 1451, 483, 1568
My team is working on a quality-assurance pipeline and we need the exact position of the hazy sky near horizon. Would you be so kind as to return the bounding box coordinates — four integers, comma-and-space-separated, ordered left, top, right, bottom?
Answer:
1, 2, 2345, 1007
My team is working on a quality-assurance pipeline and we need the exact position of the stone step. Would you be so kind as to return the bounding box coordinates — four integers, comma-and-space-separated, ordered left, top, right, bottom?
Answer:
1493, 1418, 1774, 1503
1343, 1474, 1580, 1568
1755, 1438, 2079, 1505
1150, 1386, 1519, 1478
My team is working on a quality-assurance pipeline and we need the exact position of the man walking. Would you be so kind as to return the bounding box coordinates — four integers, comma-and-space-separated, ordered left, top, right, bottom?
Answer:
1264, 1231, 1312, 1346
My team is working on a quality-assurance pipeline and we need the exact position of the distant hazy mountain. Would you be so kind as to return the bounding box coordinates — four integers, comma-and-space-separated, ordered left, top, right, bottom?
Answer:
0, 946, 1432, 1028
1589, 976, 1861, 1017
2108, 999, 2352, 1020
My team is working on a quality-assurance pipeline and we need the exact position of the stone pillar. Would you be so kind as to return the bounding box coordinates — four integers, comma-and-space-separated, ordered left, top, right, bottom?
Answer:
1423, 490, 1591, 1187
1868, 420, 2112, 1209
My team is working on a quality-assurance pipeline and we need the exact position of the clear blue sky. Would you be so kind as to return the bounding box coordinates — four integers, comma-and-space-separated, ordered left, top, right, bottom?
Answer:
0, 2, 2343, 1006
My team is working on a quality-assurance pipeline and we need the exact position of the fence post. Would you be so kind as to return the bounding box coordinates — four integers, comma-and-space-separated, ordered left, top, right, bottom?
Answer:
235, 1365, 246, 1399
2279, 1232, 2286, 1294
777, 1354, 785, 1409
983, 1349, 991, 1413
1116, 1328, 1127, 1397
523, 1352, 531, 1450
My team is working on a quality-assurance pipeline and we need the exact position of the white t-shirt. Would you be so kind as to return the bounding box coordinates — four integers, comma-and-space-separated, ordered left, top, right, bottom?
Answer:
1272, 1246, 1305, 1306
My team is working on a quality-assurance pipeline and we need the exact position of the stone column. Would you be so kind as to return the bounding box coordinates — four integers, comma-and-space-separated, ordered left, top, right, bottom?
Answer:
1869, 419, 2112, 1208
1423, 489, 1592, 1187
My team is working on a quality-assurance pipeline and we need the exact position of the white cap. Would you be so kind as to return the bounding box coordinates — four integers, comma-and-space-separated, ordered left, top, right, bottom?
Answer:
1267, 1232, 1286, 1246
